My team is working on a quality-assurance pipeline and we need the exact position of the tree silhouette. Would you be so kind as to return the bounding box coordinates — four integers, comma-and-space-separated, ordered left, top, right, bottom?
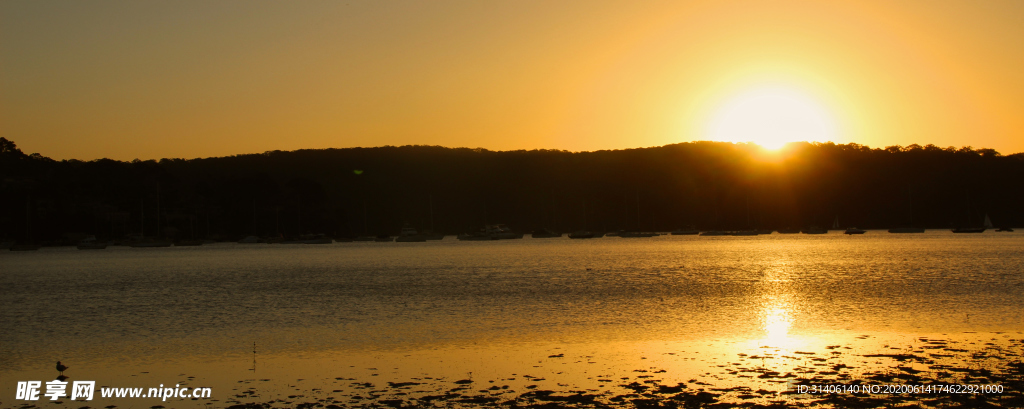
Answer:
0, 138, 1021, 243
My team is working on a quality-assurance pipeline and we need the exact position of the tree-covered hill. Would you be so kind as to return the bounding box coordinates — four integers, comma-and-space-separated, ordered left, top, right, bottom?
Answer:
2, 137, 1021, 243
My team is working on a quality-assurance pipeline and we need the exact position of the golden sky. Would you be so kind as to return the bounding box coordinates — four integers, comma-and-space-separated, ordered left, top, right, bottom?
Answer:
2, 1, 1023, 160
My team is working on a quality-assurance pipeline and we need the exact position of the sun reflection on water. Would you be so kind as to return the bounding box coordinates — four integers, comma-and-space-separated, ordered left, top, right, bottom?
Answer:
751, 256, 809, 352
760, 301, 794, 347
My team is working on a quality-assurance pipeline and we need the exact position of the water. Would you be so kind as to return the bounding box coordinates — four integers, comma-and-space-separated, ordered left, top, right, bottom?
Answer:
2, 231, 1022, 407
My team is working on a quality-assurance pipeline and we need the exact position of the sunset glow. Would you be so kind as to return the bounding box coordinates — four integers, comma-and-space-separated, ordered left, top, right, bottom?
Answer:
704, 86, 840, 150
2, 1, 1023, 159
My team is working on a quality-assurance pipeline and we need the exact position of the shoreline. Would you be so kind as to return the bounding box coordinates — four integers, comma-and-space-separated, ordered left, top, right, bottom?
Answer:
4, 332, 1022, 408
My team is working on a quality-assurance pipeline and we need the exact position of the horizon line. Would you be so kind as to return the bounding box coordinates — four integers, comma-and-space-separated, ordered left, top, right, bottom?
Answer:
5, 138, 1020, 163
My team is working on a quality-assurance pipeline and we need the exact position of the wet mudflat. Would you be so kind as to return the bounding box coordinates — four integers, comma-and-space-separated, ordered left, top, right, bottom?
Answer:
209, 335, 1023, 408
12, 333, 1019, 409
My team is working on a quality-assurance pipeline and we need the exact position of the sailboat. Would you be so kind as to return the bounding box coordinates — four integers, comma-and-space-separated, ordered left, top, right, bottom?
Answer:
130, 239, 172, 247
531, 228, 562, 238
77, 235, 108, 250
801, 215, 827, 234
952, 189, 988, 234
130, 185, 173, 247
568, 230, 596, 239
420, 195, 445, 240
395, 226, 428, 242
618, 190, 658, 237
952, 214, 990, 233
11, 198, 41, 250
889, 187, 925, 233
888, 226, 924, 233
834, 215, 866, 234
175, 215, 204, 246
801, 226, 827, 234
670, 227, 700, 235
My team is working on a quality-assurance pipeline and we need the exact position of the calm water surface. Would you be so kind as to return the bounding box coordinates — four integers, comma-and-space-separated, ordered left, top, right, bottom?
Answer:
1, 231, 1022, 406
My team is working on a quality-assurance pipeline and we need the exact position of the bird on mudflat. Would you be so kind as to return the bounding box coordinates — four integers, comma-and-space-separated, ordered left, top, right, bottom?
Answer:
56, 361, 69, 375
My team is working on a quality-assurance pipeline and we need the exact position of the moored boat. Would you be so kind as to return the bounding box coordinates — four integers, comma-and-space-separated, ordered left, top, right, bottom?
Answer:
422, 231, 445, 240
888, 227, 925, 233
531, 228, 562, 238
174, 240, 204, 246
952, 213, 991, 233
670, 228, 699, 235
844, 227, 866, 235
486, 224, 524, 239
459, 224, 523, 240
77, 235, 108, 250
457, 231, 498, 241
302, 234, 333, 244
395, 227, 427, 242
568, 230, 595, 239
129, 238, 173, 247
618, 231, 659, 238
801, 226, 827, 234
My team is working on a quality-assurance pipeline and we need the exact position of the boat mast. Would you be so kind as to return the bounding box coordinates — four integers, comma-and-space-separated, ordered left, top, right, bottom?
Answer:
636, 189, 640, 231
582, 202, 587, 231
746, 195, 751, 229
551, 189, 557, 231
965, 189, 972, 225
26, 196, 33, 244
156, 182, 161, 238
623, 194, 628, 231
908, 186, 914, 226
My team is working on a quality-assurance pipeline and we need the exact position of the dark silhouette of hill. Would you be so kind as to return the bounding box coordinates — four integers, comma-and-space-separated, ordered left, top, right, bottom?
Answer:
1, 137, 1021, 243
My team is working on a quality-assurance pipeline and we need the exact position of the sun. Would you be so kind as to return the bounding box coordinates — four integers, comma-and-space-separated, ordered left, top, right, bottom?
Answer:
704, 86, 840, 150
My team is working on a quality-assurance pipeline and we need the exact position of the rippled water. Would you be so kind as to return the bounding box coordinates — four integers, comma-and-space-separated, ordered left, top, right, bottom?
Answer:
2, 231, 1022, 406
